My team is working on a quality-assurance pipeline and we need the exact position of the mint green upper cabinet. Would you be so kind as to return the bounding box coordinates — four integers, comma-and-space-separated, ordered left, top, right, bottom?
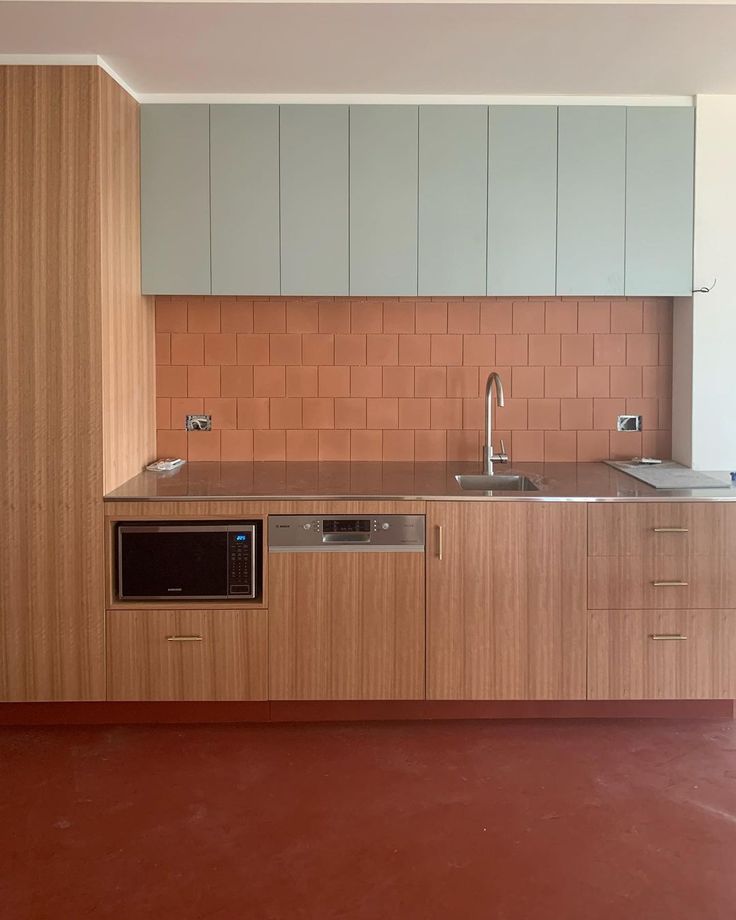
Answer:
279, 106, 349, 296
140, 105, 211, 295
556, 107, 626, 296
349, 106, 418, 296
210, 105, 280, 296
418, 106, 488, 296
625, 107, 694, 296
488, 106, 558, 296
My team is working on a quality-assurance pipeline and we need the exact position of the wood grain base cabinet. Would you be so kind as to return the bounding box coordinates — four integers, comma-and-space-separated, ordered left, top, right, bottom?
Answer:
588, 610, 736, 700
106, 609, 268, 701
268, 552, 425, 700
426, 502, 587, 700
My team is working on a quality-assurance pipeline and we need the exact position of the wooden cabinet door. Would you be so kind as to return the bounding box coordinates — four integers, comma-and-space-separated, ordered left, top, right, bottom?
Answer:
625, 106, 694, 296
210, 104, 280, 295
427, 503, 587, 700
269, 552, 425, 700
107, 609, 268, 701
140, 104, 211, 295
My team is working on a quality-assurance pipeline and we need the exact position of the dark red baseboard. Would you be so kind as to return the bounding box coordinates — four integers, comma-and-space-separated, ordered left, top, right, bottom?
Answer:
0, 698, 733, 726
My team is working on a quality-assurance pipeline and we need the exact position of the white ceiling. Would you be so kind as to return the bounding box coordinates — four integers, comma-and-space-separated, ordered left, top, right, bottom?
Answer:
1, 2, 736, 98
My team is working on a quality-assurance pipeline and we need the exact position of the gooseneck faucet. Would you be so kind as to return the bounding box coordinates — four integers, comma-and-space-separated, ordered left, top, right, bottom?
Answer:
483, 371, 509, 474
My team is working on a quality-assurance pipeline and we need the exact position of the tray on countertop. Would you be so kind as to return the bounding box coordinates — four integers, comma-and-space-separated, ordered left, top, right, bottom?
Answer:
604, 460, 725, 490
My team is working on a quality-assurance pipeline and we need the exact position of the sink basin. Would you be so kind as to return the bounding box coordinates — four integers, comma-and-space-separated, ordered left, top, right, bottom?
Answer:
455, 473, 540, 492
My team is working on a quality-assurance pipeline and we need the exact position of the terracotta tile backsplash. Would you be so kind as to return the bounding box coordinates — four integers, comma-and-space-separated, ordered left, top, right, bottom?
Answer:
155, 296, 673, 463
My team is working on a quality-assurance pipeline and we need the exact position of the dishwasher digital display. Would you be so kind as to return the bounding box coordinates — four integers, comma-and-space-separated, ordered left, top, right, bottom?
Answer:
322, 519, 371, 534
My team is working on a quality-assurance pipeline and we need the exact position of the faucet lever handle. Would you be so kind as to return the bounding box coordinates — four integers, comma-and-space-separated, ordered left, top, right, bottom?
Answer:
499, 439, 507, 459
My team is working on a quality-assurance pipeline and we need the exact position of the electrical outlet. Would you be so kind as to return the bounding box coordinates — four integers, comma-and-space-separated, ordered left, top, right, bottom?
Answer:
185, 414, 212, 432
617, 415, 643, 432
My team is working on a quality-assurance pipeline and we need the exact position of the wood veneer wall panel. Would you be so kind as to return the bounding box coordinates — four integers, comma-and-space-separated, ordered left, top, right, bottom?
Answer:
98, 70, 155, 492
0, 66, 105, 700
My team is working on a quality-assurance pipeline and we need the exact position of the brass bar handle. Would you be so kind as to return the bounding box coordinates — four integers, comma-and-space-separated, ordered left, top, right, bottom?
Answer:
652, 581, 689, 587
436, 525, 443, 561
653, 527, 689, 533
649, 634, 688, 641
166, 635, 204, 642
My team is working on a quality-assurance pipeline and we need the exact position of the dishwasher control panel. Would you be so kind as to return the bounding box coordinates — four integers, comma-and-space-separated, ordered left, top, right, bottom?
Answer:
268, 515, 425, 551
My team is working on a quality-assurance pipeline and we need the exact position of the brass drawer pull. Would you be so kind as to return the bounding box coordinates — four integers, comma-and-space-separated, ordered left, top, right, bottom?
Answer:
436, 525, 443, 561
652, 581, 689, 587
652, 527, 689, 533
649, 634, 688, 641
166, 635, 203, 642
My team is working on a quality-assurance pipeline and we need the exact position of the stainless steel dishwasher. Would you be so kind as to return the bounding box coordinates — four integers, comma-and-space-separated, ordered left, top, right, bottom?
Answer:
268, 514, 425, 700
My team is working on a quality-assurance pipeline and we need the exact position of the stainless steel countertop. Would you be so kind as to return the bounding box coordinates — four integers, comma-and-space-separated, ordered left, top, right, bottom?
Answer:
104, 461, 736, 502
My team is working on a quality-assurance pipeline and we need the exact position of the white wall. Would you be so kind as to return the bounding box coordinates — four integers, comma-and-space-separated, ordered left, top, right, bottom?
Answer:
673, 95, 736, 471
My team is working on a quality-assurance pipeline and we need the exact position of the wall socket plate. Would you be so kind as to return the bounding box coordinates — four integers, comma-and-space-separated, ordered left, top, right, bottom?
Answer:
617, 415, 643, 432
185, 414, 212, 432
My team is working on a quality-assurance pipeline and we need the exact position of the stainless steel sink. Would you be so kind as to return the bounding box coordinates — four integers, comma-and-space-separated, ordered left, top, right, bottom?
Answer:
455, 473, 540, 492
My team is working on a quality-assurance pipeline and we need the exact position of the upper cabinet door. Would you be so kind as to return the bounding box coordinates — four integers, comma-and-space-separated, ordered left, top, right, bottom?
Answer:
210, 105, 280, 296
488, 106, 558, 296
140, 105, 211, 295
279, 106, 349, 296
418, 106, 488, 296
349, 106, 418, 296
556, 107, 626, 296
625, 107, 695, 296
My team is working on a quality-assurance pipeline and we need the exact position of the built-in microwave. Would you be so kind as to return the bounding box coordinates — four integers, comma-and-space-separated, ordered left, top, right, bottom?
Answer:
117, 522, 260, 601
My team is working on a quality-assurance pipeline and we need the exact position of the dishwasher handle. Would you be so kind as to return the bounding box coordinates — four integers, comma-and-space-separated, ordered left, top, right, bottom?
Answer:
322, 533, 371, 545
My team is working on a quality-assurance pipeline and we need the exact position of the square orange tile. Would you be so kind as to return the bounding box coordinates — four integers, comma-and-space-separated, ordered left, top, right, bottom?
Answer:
626, 397, 659, 430
318, 430, 351, 460
398, 334, 431, 366
286, 366, 318, 397
561, 334, 594, 366
446, 367, 479, 398
253, 366, 285, 397
351, 430, 383, 460
528, 398, 560, 429
577, 430, 609, 462
318, 366, 351, 397
415, 301, 448, 334
578, 366, 610, 398
610, 299, 643, 334
627, 333, 659, 366
593, 397, 627, 430
593, 334, 626, 367
545, 300, 577, 333
253, 302, 286, 333
155, 333, 171, 365
187, 366, 220, 397
512, 300, 545, 333
544, 430, 577, 462
270, 397, 303, 430
302, 334, 334, 366
463, 334, 495, 366
447, 429, 480, 461
350, 366, 383, 397
659, 334, 673, 366
156, 398, 171, 430
462, 397, 484, 429
480, 300, 513, 334
254, 429, 286, 461
269, 334, 301, 365
577, 300, 610, 334
157, 429, 188, 459
236, 397, 270, 429
447, 300, 480, 334
366, 397, 398, 429
382, 366, 414, 397
495, 398, 528, 430
220, 429, 254, 461
204, 333, 237, 365
158, 365, 188, 397
383, 302, 415, 333
302, 397, 335, 429
512, 366, 545, 398
430, 398, 463, 429
220, 366, 253, 397
610, 366, 643, 398
642, 429, 672, 459
170, 397, 204, 428
496, 334, 528, 365
545, 366, 577, 398
187, 430, 221, 461
528, 334, 561, 366
204, 397, 237, 430
334, 334, 367, 366
350, 300, 383, 334
642, 299, 673, 334
334, 397, 367, 429
511, 430, 545, 462
430, 334, 463, 366
188, 299, 220, 333
642, 366, 672, 398
415, 429, 446, 460
367, 334, 399, 366
398, 398, 430, 429
171, 333, 204, 365
155, 299, 188, 333
220, 299, 253, 333
609, 430, 642, 460
383, 430, 415, 461
286, 300, 319, 333
286, 429, 318, 461
560, 398, 593, 430
319, 302, 350, 333
237, 334, 269, 365
414, 366, 446, 397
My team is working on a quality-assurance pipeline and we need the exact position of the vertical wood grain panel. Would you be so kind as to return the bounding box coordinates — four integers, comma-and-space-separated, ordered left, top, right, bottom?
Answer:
0, 66, 105, 700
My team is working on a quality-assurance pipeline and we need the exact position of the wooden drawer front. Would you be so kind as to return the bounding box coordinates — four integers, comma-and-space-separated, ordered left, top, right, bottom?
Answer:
107, 609, 268, 701
588, 556, 736, 609
588, 610, 736, 699
588, 503, 736, 557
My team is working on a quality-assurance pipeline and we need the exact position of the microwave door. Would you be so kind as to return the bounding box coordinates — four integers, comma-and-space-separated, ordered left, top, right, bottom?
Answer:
119, 527, 229, 599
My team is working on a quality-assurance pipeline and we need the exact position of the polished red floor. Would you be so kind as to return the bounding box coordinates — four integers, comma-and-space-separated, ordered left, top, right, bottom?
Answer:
2, 719, 735, 920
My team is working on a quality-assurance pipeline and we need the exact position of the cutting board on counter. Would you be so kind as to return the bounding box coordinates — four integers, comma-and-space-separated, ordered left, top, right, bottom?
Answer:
604, 460, 725, 489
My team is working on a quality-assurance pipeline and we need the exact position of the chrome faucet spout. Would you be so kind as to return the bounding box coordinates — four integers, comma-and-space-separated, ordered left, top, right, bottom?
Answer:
483, 371, 509, 474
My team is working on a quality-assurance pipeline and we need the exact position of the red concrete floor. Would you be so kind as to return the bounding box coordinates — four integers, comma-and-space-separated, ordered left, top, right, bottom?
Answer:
1, 720, 735, 920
